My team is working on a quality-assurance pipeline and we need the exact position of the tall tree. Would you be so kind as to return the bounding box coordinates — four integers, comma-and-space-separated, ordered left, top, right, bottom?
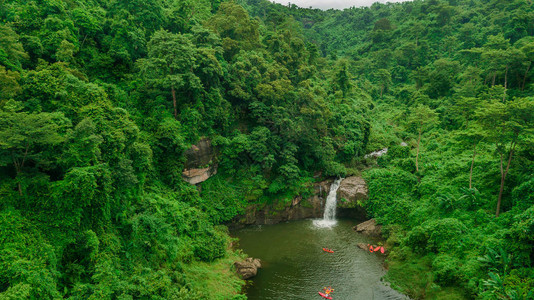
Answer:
376, 68, 392, 98
206, 2, 260, 60
477, 97, 534, 216
519, 41, 534, 91
0, 104, 68, 195
451, 96, 482, 128
137, 30, 201, 118
407, 104, 439, 172
0, 25, 29, 70
455, 125, 485, 189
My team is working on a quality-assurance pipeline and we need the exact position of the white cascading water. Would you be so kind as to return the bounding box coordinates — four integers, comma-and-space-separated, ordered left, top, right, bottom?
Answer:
313, 178, 343, 228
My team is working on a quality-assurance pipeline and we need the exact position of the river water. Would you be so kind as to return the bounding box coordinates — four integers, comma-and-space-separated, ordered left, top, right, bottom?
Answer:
233, 219, 408, 300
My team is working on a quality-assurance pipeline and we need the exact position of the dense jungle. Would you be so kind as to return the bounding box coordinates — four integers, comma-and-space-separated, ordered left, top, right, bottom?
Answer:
0, 0, 533, 299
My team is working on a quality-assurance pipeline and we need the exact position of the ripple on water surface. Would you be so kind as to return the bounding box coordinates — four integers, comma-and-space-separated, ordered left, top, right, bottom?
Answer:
233, 219, 408, 300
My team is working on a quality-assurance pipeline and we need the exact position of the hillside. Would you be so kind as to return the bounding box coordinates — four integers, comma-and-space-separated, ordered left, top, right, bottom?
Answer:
0, 0, 369, 298
1, 0, 533, 299
244, 0, 534, 298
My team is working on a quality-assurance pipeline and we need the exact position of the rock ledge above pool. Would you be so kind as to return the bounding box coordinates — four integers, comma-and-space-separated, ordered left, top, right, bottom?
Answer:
354, 218, 382, 236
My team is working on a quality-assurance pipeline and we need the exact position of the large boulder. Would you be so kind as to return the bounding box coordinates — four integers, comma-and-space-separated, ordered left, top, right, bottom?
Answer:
337, 176, 368, 208
234, 258, 262, 279
182, 166, 217, 185
182, 138, 217, 185
354, 219, 382, 236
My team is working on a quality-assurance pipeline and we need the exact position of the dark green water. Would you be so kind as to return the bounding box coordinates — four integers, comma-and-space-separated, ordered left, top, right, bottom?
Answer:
233, 219, 407, 300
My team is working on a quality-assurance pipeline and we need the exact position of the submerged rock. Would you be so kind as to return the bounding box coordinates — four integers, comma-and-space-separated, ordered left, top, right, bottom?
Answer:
357, 243, 368, 250
234, 258, 262, 279
354, 219, 382, 236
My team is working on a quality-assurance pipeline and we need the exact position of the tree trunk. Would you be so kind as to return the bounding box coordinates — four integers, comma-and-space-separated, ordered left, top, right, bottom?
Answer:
522, 62, 531, 91
492, 71, 496, 87
416, 129, 421, 172
469, 142, 477, 189
502, 65, 508, 102
496, 153, 505, 217
496, 142, 516, 217
171, 86, 177, 119
12, 146, 29, 196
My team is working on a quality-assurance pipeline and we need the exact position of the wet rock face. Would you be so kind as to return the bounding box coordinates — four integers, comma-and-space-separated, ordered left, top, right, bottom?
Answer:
234, 258, 262, 279
354, 219, 382, 236
182, 138, 217, 185
337, 176, 368, 208
234, 179, 333, 226
232, 178, 369, 226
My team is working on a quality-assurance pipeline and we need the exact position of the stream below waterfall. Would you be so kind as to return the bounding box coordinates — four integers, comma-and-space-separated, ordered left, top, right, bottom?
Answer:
233, 219, 408, 300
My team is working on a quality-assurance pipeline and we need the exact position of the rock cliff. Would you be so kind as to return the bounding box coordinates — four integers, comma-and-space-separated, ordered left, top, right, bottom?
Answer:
233, 177, 370, 226
235, 179, 333, 226
335, 176, 368, 220
182, 138, 217, 185
337, 176, 368, 207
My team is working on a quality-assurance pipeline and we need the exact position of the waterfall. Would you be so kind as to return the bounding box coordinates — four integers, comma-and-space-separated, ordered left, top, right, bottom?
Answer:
313, 178, 343, 228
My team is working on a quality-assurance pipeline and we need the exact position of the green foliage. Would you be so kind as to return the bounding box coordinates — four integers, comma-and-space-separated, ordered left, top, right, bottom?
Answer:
245, 0, 534, 298
0, 208, 60, 299
511, 178, 534, 211
406, 218, 467, 254
1, 0, 533, 298
200, 176, 248, 224
432, 254, 464, 286
363, 168, 417, 224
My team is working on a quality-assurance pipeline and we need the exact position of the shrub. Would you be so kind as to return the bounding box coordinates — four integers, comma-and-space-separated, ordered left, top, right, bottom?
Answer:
511, 178, 534, 211
432, 254, 464, 286
405, 218, 467, 253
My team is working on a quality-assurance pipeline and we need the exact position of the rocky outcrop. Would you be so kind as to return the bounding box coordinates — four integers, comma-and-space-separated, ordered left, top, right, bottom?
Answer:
234, 258, 261, 279
337, 176, 368, 208
182, 138, 217, 185
182, 166, 217, 185
354, 219, 382, 236
232, 177, 370, 226
365, 147, 388, 159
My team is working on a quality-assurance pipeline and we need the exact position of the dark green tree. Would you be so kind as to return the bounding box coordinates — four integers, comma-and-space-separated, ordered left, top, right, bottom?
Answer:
477, 97, 534, 216
137, 30, 201, 119
0, 103, 69, 195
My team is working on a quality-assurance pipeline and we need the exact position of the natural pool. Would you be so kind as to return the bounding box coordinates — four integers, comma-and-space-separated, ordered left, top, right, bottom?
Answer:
233, 219, 408, 300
